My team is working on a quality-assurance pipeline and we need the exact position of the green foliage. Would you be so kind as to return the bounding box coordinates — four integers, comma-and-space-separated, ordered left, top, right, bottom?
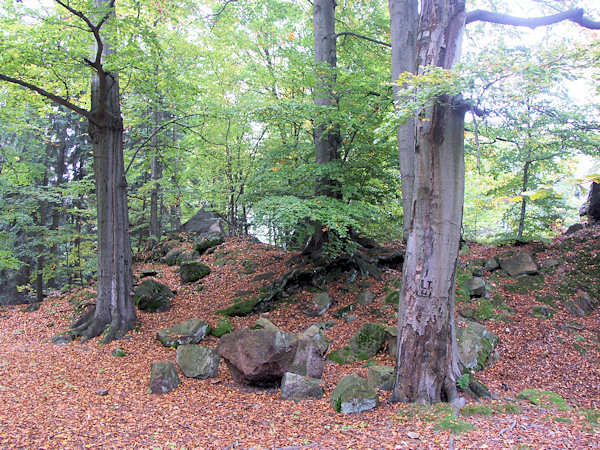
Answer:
456, 373, 471, 390
460, 403, 493, 416
211, 318, 234, 338
517, 389, 571, 411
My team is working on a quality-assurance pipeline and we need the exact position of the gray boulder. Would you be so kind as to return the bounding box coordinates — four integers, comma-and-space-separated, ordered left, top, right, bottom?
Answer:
484, 258, 500, 272
456, 317, 498, 371
178, 204, 224, 235
254, 317, 281, 332
564, 291, 597, 317
498, 251, 539, 277
280, 372, 324, 400
288, 326, 330, 379
149, 362, 180, 394
157, 318, 211, 348
356, 291, 375, 306
134, 279, 173, 312
462, 277, 486, 298
180, 261, 211, 283
309, 292, 332, 316
565, 223, 585, 235
367, 365, 395, 391
194, 233, 225, 255
348, 322, 386, 359
165, 248, 184, 266
385, 325, 398, 358
176, 345, 220, 379
330, 374, 379, 414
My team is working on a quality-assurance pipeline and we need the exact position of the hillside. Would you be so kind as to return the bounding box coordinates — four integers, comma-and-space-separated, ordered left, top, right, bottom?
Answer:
0, 227, 598, 449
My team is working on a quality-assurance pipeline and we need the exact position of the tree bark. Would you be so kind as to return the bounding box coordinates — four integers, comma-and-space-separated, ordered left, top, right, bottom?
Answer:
389, 0, 418, 240
391, 0, 466, 405
149, 108, 162, 246
517, 160, 531, 240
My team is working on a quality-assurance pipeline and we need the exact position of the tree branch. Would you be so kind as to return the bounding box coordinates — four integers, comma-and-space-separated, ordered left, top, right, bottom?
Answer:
466, 8, 600, 30
335, 32, 391, 48
0, 73, 94, 122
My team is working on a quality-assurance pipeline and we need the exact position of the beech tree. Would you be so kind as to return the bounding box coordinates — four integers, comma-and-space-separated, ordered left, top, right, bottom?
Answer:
388, 0, 600, 404
0, 0, 135, 342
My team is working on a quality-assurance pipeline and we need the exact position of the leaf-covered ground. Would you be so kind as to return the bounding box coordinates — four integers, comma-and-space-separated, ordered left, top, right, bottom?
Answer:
0, 228, 598, 449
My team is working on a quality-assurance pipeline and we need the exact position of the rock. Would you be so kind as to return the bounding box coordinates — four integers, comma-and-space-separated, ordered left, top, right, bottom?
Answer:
565, 223, 584, 235
345, 314, 357, 324
539, 258, 559, 269
149, 362, 180, 394
22, 302, 41, 312
288, 326, 330, 379
315, 320, 336, 331
484, 259, 500, 272
345, 269, 358, 285
96, 388, 109, 396
176, 345, 220, 379
384, 326, 398, 358
140, 269, 158, 278
51, 333, 74, 344
329, 322, 386, 364
217, 328, 298, 386
252, 272, 275, 282
164, 248, 184, 266
157, 318, 211, 348
309, 292, 332, 316
233, 289, 253, 298
180, 262, 211, 283
134, 279, 173, 313
280, 372, 324, 400
498, 251, 539, 277
472, 267, 484, 277
462, 277, 486, 298
194, 233, 225, 255
217, 297, 260, 317
333, 304, 355, 319
367, 366, 395, 391
356, 291, 375, 306
455, 317, 498, 371
563, 291, 597, 317
111, 348, 126, 357
531, 305, 555, 319
178, 204, 225, 235
211, 318, 233, 337
330, 374, 379, 414
255, 318, 281, 332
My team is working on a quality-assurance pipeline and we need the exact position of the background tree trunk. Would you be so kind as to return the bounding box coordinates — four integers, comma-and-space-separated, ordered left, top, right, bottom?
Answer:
392, 0, 466, 405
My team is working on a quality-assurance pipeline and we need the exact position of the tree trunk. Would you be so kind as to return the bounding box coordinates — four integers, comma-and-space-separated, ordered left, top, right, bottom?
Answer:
517, 160, 531, 240
391, 0, 466, 405
389, 0, 418, 240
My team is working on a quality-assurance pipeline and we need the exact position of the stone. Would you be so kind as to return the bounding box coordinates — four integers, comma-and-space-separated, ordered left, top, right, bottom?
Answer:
178, 204, 224, 235
333, 304, 355, 319
149, 362, 180, 394
157, 318, 211, 348
164, 248, 184, 266
194, 233, 225, 255
288, 326, 330, 379
539, 259, 559, 269
315, 320, 336, 331
309, 292, 332, 316
176, 345, 220, 379
472, 267, 484, 277
180, 262, 211, 283
498, 251, 539, 277
345, 314, 357, 324
140, 269, 158, 278
251, 272, 275, 282
563, 292, 597, 317
345, 269, 358, 285
51, 333, 74, 344
462, 277, 486, 298
255, 318, 281, 332
484, 258, 500, 272
384, 326, 398, 358
367, 366, 395, 391
328, 322, 386, 364
96, 388, 109, 396
217, 328, 298, 386
565, 223, 584, 235
356, 291, 375, 306
330, 374, 379, 414
134, 279, 173, 313
531, 305, 554, 319
456, 317, 498, 371
111, 348, 126, 357
280, 372, 324, 400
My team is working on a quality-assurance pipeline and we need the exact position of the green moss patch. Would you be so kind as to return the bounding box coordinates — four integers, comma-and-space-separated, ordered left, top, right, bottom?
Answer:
460, 404, 493, 416
211, 318, 233, 337
517, 389, 571, 411
216, 297, 260, 317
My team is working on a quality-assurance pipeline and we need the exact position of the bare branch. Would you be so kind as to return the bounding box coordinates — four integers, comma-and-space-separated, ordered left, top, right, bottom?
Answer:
466, 8, 600, 30
336, 32, 391, 48
0, 73, 94, 122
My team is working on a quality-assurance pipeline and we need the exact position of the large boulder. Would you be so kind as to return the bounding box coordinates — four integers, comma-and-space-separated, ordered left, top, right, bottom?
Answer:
280, 372, 324, 400
217, 326, 328, 386
134, 279, 173, 313
194, 233, 225, 255
176, 345, 220, 379
356, 291, 375, 306
157, 318, 211, 348
180, 262, 211, 283
497, 251, 539, 277
217, 328, 298, 386
367, 365, 395, 391
149, 362, 180, 394
330, 374, 379, 414
178, 204, 225, 235
308, 292, 332, 317
329, 322, 386, 364
462, 277, 486, 298
456, 317, 498, 371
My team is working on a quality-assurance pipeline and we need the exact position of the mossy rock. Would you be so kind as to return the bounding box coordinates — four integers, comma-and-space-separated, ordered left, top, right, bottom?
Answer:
517, 389, 571, 410
531, 305, 554, 319
164, 248, 184, 266
333, 304, 355, 319
194, 233, 224, 255
385, 290, 400, 306
217, 297, 261, 317
134, 279, 173, 313
180, 262, 211, 283
329, 322, 387, 364
211, 318, 234, 337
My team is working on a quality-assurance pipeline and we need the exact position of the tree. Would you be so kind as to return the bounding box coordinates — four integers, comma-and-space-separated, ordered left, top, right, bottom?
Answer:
388, 0, 600, 404
0, 0, 135, 342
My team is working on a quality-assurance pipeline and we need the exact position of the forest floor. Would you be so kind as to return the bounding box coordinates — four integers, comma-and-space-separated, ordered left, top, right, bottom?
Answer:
0, 228, 599, 449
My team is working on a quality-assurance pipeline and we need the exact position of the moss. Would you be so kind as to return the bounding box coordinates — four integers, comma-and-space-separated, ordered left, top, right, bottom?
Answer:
493, 403, 522, 414
517, 389, 571, 411
333, 304, 355, 319
476, 338, 493, 368
461, 404, 493, 416
475, 300, 495, 321
211, 318, 233, 337
531, 305, 554, 319
385, 290, 400, 306
216, 297, 260, 317
327, 346, 355, 364
584, 408, 600, 428
504, 274, 545, 295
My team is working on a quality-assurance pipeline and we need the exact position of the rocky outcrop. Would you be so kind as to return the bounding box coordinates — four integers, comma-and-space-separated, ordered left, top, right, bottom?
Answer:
497, 251, 539, 277
134, 279, 173, 313
367, 365, 394, 391
178, 205, 224, 236
456, 317, 498, 371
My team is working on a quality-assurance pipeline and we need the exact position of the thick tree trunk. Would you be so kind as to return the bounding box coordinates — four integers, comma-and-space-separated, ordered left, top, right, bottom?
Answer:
391, 0, 466, 405
389, 0, 418, 240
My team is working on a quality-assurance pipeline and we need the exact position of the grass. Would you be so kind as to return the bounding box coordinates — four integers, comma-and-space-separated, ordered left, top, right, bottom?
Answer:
517, 389, 571, 411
